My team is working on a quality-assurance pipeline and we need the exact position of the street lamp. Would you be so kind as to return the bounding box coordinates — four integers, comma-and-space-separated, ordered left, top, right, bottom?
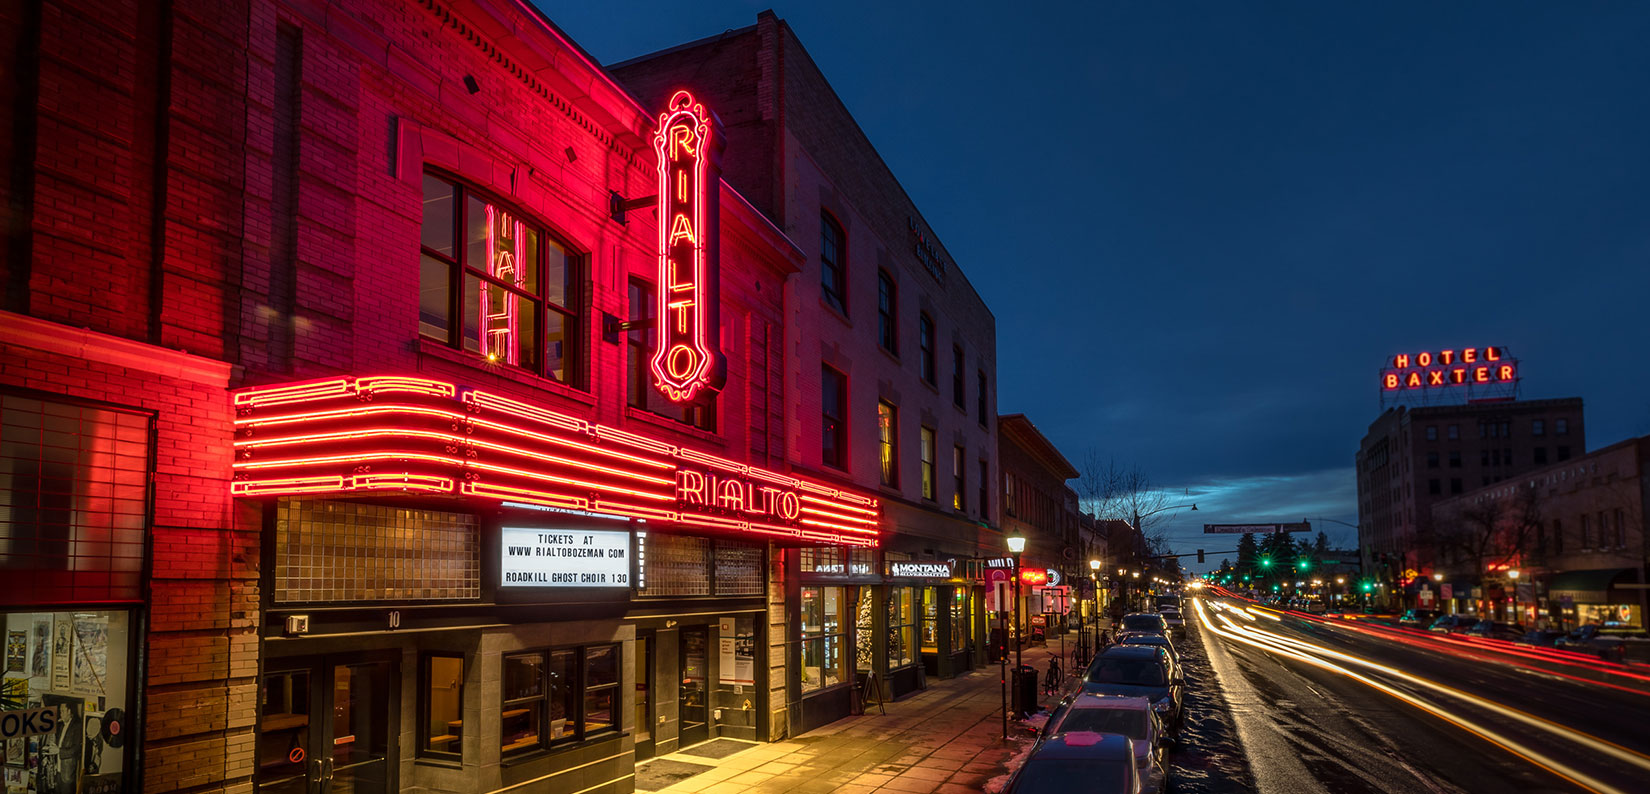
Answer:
1006, 529, 1026, 718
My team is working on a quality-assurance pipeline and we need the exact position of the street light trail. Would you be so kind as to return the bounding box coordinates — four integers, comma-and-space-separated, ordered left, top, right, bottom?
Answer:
1194, 597, 1631, 794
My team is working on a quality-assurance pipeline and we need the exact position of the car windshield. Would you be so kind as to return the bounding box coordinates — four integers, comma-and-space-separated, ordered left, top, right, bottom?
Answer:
1123, 615, 1165, 632
1086, 657, 1168, 687
1057, 708, 1150, 740
1012, 760, 1130, 791
1121, 637, 1165, 648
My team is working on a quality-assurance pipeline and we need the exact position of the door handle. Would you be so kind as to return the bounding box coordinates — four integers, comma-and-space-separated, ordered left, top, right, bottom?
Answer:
323, 756, 334, 782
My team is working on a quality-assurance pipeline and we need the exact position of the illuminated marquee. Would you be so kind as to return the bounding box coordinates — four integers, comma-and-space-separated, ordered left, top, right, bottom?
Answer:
650, 90, 726, 403
231, 376, 878, 547
1380, 346, 1517, 391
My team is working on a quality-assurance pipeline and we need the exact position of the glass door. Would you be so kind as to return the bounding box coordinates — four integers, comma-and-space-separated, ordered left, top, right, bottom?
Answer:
258, 657, 395, 794
679, 627, 709, 746
635, 632, 654, 759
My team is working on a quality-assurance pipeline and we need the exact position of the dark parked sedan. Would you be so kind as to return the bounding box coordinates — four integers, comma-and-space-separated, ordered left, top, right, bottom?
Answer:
1466, 620, 1524, 640
1005, 731, 1143, 794
1082, 645, 1184, 733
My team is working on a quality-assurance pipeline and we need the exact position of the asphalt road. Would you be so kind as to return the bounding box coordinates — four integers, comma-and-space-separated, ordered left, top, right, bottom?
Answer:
1193, 594, 1650, 794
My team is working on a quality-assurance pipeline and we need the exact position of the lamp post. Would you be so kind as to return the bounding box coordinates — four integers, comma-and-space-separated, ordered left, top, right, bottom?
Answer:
1088, 558, 1102, 659
1007, 529, 1027, 718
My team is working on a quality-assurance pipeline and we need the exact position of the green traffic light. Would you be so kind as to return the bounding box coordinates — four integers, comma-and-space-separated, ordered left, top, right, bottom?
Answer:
1259, 557, 1272, 568
1297, 559, 1309, 571
1242, 574, 1251, 581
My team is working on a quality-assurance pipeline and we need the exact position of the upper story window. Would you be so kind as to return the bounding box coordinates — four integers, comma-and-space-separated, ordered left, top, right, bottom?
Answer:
919, 426, 936, 501
1556, 418, 1569, 435
977, 370, 988, 425
820, 212, 847, 314
626, 279, 714, 431
421, 173, 578, 382
877, 271, 897, 353
952, 445, 966, 511
878, 401, 899, 488
1532, 419, 1545, 436
821, 365, 847, 470
1447, 424, 1459, 440
1425, 426, 1437, 441
952, 346, 965, 409
918, 313, 936, 385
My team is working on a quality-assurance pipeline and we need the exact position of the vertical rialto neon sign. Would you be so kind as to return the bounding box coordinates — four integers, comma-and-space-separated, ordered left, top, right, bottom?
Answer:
480, 205, 525, 364
650, 90, 725, 402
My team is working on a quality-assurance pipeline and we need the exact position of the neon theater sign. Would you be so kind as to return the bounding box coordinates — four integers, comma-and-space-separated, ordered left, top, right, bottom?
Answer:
650, 90, 726, 403
1381, 346, 1517, 391
230, 376, 879, 547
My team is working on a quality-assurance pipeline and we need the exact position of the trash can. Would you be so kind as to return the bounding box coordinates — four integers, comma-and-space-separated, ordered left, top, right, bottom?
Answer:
1011, 665, 1039, 717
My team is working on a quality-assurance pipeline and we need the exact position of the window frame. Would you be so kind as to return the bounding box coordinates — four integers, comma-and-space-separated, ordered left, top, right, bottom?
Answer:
499, 643, 620, 757
919, 426, 937, 501
918, 313, 936, 385
419, 652, 466, 760
952, 345, 966, 409
798, 585, 848, 694
625, 277, 716, 430
820, 212, 847, 314
977, 370, 988, 426
952, 445, 966, 511
877, 270, 898, 354
420, 171, 582, 384
821, 364, 848, 471
978, 458, 989, 517
878, 400, 900, 488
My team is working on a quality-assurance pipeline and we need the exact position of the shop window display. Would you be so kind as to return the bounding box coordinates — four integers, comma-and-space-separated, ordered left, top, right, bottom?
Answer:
500, 645, 617, 755
921, 588, 939, 652
887, 588, 916, 668
0, 610, 132, 793
799, 587, 845, 692
950, 590, 969, 654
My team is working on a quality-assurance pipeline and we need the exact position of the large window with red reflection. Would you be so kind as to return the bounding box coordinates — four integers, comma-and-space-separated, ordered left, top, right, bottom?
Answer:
627, 278, 715, 430
420, 173, 579, 382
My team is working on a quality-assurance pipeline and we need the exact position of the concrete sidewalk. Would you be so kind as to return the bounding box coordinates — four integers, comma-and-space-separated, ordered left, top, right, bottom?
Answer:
635, 637, 1097, 794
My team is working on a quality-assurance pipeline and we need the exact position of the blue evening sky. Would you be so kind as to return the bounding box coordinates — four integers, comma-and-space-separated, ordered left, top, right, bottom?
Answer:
544, 1, 1650, 571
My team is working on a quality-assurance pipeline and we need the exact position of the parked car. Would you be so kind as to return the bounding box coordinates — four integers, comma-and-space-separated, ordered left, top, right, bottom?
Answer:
1515, 629, 1566, 647
1117, 633, 1179, 665
1158, 607, 1186, 633
1398, 609, 1440, 627
1004, 731, 1143, 794
1554, 623, 1650, 662
1155, 595, 1181, 612
1428, 614, 1479, 634
1465, 620, 1524, 641
1042, 695, 1167, 794
1082, 645, 1184, 733
1117, 613, 1170, 640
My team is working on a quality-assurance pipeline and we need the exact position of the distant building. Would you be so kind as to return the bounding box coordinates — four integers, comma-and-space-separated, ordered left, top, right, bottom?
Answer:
998, 414, 1082, 633
1431, 436, 1647, 629
1355, 397, 1585, 605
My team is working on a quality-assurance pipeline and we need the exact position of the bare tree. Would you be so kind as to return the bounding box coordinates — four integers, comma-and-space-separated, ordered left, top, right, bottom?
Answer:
1435, 484, 1542, 615
1077, 453, 1182, 558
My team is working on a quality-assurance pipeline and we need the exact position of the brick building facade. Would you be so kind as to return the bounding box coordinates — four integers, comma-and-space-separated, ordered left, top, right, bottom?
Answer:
2, 0, 890, 792
1355, 397, 1585, 605
1432, 436, 1648, 629
612, 10, 1002, 731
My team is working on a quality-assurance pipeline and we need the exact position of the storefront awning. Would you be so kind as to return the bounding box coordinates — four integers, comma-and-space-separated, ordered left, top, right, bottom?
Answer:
1548, 568, 1636, 604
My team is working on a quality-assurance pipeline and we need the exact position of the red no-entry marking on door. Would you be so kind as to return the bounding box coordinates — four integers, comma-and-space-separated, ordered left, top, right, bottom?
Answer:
289, 747, 305, 764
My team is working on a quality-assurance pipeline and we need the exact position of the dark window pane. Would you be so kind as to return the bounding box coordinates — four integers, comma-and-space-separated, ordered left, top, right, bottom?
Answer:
585, 645, 617, 687
545, 310, 570, 383
421, 175, 455, 258
548, 650, 576, 742
419, 254, 451, 340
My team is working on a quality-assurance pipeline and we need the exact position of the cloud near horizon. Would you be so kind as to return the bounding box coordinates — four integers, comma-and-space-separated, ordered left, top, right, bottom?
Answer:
1142, 468, 1360, 574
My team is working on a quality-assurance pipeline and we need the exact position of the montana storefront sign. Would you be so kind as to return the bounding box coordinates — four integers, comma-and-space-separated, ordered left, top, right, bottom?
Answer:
231, 376, 879, 546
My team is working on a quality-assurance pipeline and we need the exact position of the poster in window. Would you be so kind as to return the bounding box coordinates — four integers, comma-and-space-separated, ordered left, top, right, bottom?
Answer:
29, 619, 49, 680
38, 693, 82, 794
50, 621, 71, 692
733, 617, 755, 686
82, 712, 103, 776
71, 616, 109, 698
4, 634, 23, 674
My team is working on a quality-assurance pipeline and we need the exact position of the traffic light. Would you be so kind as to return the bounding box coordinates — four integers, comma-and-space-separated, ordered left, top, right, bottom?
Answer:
1360, 581, 1373, 593
1259, 557, 1272, 569
1297, 559, 1310, 572
1242, 574, 1251, 582
1197, 549, 1205, 564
